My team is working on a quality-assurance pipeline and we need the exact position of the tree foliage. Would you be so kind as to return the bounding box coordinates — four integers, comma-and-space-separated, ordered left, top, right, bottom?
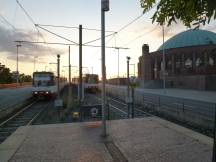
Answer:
140, 0, 216, 28
0, 67, 13, 84
19, 74, 32, 83
0, 63, 32, 84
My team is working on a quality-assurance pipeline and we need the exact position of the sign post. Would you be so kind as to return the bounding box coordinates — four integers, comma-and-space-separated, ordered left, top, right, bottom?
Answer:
101, 0, 109, 137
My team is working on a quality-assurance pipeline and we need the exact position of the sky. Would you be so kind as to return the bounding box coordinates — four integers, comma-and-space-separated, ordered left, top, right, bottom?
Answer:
0, 0, 216, 79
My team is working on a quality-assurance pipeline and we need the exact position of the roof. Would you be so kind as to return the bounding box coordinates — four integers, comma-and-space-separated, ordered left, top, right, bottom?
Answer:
157, 29, 216, 51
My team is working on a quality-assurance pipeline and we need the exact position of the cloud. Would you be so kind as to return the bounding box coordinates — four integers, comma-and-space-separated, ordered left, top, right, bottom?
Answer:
0, 25, 63, 63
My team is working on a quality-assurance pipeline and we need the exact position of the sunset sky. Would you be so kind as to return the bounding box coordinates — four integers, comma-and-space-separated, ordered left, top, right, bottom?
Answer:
0, 0, 216, 79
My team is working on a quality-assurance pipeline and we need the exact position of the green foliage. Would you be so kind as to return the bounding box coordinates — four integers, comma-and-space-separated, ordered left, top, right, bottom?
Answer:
0, 67, 13, 84
140, 0, 216, 28
0, 63, 32, 84
19, 74, 32, 83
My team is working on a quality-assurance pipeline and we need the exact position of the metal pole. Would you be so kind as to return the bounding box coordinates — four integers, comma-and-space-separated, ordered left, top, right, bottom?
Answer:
101, 9, 106, 137
130, 64, 135, 76
91, 67, 93, 74
68, 46, 72, 109
33, 56, 36, 72
57, 54, 60, 98
101, 0, 109, 137
16, 45, 21, 87
69, 46, 71, 84
117, 48, 119, 79
127, 56, 130, 118
133, 64, 135, 77
131, 87, 134, 118
79, 25, 82, 102
162, 25, 166, 93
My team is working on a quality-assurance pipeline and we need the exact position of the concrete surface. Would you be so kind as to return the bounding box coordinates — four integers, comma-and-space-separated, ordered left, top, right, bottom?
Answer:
0, 86, 33, 110
0, 117, 213, 162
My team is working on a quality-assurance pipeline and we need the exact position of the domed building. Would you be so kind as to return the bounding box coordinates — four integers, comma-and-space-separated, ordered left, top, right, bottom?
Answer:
137, 29, 216, 90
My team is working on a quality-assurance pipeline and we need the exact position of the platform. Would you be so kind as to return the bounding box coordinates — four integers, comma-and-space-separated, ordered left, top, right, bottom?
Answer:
0, 117, 213, 162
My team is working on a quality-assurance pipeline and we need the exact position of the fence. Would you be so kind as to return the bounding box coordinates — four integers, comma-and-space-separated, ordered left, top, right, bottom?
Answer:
106, 85, 216, 132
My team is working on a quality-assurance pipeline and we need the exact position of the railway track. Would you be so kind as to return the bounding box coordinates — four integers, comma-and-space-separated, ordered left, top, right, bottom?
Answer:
88, 93, 215, 137
0, 101, 50, 144
88, 94, 152, 119
108, 96, 152, 118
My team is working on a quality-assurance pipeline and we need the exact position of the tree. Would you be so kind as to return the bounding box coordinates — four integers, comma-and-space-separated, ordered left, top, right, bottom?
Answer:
19, 73, 32, 83
0, 67, 13, 84
140, 0, 216, 28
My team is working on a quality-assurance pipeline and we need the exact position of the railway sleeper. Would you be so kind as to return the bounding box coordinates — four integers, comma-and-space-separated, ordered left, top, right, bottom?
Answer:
0, 131, 11, 136
6, 123, 24, 127
9, 120, 29, 125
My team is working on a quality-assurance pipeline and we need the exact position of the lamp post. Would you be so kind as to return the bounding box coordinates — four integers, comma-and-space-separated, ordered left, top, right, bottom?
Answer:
101, 0, 109, 137
57, 54, 60, 99
45, 65, 48, 71
16, 44, 21, 87
91, 66, 93, 75
33, 56, 37, 72
115, 47, 120, 79
126, 56, 131, 118
130, 64, 135, 77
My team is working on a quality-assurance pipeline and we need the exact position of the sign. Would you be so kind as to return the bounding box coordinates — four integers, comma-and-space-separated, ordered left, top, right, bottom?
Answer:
129, 76, 137, 88
102, 0, 109, 11
72, 112, 79, 119
90, 107, 98, 117
80, 104, 102, 120
54, 99, 63, 107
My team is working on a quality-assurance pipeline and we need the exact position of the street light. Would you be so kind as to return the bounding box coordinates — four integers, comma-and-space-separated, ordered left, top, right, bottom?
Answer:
115, 47, 120, 79
91, 66, 93, 74
130, 64, 135, 77
33, 56, 38, 72
16, 44, 21, 87
45, 65, 48, 71
101, 0, 109, 137
115, 47, 129, 82
126, 56, 131, 118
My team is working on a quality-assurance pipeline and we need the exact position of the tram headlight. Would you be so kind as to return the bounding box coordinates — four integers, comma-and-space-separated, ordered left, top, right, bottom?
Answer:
45, 91, 49, 94
34, 91, 38, 94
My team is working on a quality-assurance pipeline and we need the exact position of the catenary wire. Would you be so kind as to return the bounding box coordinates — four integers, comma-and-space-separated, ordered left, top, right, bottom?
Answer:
16, 0, 46, 42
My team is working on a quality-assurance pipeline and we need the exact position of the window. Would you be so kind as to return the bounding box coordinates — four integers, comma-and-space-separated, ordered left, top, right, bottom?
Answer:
209, 57, 214, 66
196, 58, 202, 67
185, 58, 192, 68
168, 60, 172, 67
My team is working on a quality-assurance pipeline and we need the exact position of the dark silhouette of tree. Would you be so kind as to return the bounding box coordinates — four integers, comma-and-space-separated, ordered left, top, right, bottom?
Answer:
0, 65, 13, 83
0, 63, 32, 84
140, 0, 216, 28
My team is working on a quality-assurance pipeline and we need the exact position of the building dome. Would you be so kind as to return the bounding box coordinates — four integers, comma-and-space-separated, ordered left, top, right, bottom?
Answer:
157, 29, 216, 51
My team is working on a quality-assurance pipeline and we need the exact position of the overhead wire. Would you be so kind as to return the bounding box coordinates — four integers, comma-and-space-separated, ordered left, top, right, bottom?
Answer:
106, 2, 158, 45
15, 0, 66, 65
83, 32, 117, 45
36, 25, 78, 45
15, 40, 128, 49
36, 24, 116, 33
15, 0, 46, 42
0, 14, 16, 30
123, 26, 158, 47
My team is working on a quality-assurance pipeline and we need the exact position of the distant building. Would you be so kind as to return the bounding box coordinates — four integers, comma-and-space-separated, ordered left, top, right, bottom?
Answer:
138, 29, 216, 90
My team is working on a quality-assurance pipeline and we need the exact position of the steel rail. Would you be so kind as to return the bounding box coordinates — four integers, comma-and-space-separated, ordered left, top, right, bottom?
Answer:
0, 101, 37, 127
